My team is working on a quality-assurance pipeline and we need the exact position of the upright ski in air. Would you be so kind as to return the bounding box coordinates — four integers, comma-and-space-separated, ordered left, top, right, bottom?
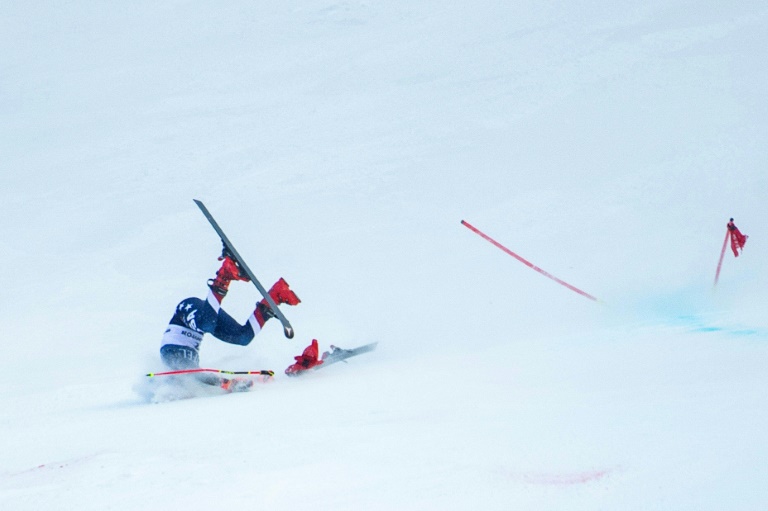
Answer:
193, 199, 295, 338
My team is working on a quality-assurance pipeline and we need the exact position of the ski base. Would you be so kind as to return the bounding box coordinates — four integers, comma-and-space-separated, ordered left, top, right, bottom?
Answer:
321, 342, 378, 367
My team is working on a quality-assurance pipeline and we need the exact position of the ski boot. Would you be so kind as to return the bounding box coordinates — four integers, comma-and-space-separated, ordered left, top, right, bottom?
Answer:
208, 256, 250, 298
267, 277, 300, 306
253, 278, 301, 326
285, 339, 324, 376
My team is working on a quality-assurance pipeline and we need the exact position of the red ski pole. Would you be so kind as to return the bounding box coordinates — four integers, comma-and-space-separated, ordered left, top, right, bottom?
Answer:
146, 368, 274, 377
461, 220, 600, 302
713, 229, 730, 287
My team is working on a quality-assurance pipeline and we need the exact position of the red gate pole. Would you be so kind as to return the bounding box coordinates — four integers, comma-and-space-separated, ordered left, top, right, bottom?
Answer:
461, 220, 599, 302
713, 229, 730, 287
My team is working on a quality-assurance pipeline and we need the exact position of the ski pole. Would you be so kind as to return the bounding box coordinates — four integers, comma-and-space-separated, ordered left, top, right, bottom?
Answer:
146, 368, 274, 377
713, 229, 730, 287
461, 220, 600, 302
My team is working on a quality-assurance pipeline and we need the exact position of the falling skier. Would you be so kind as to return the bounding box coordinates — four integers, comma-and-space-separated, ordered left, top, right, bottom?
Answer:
160, 250, 301, 392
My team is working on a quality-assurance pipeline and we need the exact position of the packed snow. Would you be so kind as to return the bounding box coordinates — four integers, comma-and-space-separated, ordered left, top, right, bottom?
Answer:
2, 1, 767, 509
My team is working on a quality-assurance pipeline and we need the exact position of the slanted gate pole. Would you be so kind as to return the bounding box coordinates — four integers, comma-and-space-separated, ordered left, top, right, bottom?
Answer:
460, 220, 600, 302
714, 229, 730, 287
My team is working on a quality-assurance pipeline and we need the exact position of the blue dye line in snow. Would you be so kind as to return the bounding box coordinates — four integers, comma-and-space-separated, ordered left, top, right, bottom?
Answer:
674, 315, 763, 337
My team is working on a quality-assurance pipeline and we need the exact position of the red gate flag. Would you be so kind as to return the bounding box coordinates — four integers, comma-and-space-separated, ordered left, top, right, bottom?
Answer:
727, 218, 748, 257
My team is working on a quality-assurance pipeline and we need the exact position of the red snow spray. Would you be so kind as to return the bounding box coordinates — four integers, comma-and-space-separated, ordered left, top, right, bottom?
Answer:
461, 220, 600, 303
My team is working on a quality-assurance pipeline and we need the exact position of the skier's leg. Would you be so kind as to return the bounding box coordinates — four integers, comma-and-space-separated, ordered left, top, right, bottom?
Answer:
213, 277, 301, 345
169, 254, 248, 337
212, 307, 259, 346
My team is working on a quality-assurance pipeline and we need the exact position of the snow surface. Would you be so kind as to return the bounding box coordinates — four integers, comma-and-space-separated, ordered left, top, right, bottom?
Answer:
2, 1, 768, 509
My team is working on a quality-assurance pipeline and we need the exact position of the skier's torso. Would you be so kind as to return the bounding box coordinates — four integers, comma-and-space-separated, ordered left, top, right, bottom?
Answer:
161, 324, 203, 350
162, 296, 218, 351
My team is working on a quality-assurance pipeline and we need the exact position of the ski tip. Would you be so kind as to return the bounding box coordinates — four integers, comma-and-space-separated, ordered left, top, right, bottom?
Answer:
284, 326, 295, 339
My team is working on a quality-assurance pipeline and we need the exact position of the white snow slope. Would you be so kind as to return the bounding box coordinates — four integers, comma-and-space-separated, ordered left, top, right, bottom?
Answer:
2, 1, 768, 510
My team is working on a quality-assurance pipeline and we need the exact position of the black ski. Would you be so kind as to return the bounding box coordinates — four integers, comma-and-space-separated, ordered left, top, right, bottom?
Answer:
193, 199, 294, 339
